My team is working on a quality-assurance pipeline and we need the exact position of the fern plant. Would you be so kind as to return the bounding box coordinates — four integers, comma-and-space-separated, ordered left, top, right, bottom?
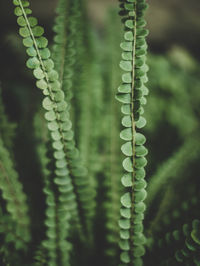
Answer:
116, 0, 149, 265
0, 0, 200, 265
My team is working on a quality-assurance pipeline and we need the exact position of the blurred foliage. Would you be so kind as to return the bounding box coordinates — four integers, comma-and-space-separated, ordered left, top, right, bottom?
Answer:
0, 1, 200, 266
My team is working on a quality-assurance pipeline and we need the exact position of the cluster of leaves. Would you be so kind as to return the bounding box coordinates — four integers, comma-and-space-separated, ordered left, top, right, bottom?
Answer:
0, 0, 200, 266
116, 0, 149, 265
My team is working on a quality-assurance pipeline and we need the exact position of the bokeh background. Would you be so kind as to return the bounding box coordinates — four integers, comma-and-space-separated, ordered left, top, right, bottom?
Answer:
0, 1, 200, 265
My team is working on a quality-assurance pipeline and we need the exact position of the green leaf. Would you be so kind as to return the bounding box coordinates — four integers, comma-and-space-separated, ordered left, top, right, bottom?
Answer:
123, 157, 133, 172
120, 230, 130, 240
134, 180, 147, 191
121, 192, 132, 208
137, 19, 147, 27
32, 26, 44, 37
120, 251, 130, 263
55, 167, 69, 176
45, 110, 56, 121
122, 115, 132, 127
134, 258, 143, 266
33, 67, 45, 79
133, 233, 146, 245
63, 130, 74, 141
26, 46, 37, 57
185, 238, 196, 251
140, 96, 147, 105
134, 202, 146, 213
134, 223, 143, 233
118, 84, 131, 93
134, 88, 143, 99
121, 142, 133, 156
122, 73, 132, 83
116, 93, 131, 104
120, 128, 132, 141
129, 11, 135, 17
40, 48, 51, 59
59, 111, 69, 122
36, 79, 48, 90
120, 208, 131, 219
17, 16, 26, 26
54, 90, 65, 102
133, 245, 145, 257
134, 189, 147, 203
36, 37, 48, 48
44, 61, 55, 74
135, 145, 148, 156
23, 37, 34, 47
42, 97, 54, 111
136, 28, 149, 37
120, 60, 132, 71
14, 7, 23, 16
54, 150, 65, 160
56, 101, 68, 112
15, 0, 30, 7
135, 68, 145, 77
124, 3, 134, 10
48, 121, 59, 131
51, 131, 61, 141
121, 104, 131, 114
118, 219, 131, 229
135, 48, 147, 57
52, 141, 64, 151
56, 159, 67, 169
19, 27, 30, 37
134, 214, 144, 225
28, 17, 38, 27
120, 42, 133, 52
48, 70, 59, 81
124, 31, 134, 41
61, 121, 72, 131
135, 116, 146, 128
135, 157, 147, 169
141, 85, 149, 96
135, 133, 146, 145
122, 52, 132, 60
121, 173, 133, 187
26, 57, 40, 69
119, 240, 130, 251
125, 20, 134, 29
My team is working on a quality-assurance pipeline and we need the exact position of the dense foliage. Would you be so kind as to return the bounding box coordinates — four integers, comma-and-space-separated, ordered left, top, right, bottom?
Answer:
0, 0, 200, 265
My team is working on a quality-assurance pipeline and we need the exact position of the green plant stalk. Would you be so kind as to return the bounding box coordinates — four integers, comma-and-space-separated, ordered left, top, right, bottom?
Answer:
116, 0, 149, 264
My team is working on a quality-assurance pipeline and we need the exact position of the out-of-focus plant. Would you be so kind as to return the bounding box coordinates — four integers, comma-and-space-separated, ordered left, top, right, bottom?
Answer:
0, 0, 200, 266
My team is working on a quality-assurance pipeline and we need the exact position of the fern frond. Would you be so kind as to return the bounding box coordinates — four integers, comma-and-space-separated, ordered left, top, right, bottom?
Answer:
51, 0, 96, 238
0, 137, 30, 248
0, 85, 16, 152
158, 196, 199, 234
116, 0, 149, 264
146, 137, 200, 211
98, 10, 124, 264
33, 110, 71, 265
148, 220, 200, 265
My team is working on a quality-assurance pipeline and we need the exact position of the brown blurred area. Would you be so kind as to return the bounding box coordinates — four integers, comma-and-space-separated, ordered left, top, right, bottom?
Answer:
0, 0, 200, 56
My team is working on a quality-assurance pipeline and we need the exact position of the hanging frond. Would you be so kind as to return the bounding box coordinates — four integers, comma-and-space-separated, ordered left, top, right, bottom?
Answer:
0, 137, 30, 250
116, 0, 149, 264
